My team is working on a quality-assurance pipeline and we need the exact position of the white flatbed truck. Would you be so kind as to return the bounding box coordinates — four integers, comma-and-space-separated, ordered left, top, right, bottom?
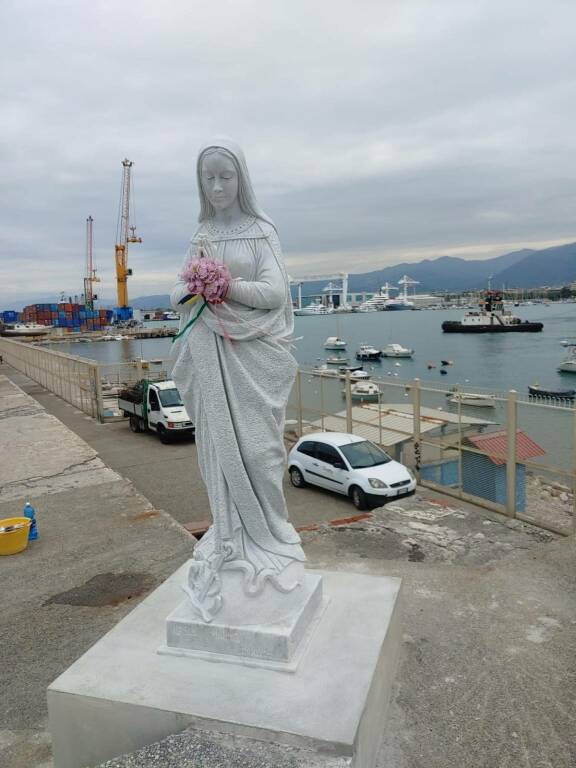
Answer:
118, 379, 194, 443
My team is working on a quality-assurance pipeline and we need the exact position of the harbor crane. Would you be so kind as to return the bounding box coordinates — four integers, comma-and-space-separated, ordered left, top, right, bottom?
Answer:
114, 159, 142, 321
289, 272, 349, 309
83, 216, 100, 310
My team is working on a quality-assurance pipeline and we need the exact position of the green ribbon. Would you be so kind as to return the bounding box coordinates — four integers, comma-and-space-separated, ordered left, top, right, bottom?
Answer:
172, 299, 208, 343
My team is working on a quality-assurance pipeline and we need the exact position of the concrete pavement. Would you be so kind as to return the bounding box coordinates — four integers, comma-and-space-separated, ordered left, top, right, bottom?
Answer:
1, 365, 353, 529
0, 374, 192, 768
1, 364, 575, 768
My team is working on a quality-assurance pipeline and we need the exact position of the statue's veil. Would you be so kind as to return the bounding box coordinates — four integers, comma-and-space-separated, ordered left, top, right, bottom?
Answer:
196, 137, 275, 228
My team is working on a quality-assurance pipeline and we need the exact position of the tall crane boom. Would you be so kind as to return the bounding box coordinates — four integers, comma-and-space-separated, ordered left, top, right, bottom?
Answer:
114, 159, 142, 314
83, 216, 100, 310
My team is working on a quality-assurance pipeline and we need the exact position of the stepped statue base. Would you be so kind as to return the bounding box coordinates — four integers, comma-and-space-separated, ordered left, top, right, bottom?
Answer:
162, 562, 324, 671
48, 561, 402, 768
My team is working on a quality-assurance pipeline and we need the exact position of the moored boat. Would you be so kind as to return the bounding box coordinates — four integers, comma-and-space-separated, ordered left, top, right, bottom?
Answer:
447, 391, 496, 407
324, 336, 347, 350
382, 343, 414, 358
558, 358, 576, 373
442, 291, 543, 333
356, 344, 382, 361
528, 384, 575, 400
294, 302, 332, 316
558, 350, 576, 373
313, 365, 370, 381
1, 323, 53, 337
343, 381, 381, 401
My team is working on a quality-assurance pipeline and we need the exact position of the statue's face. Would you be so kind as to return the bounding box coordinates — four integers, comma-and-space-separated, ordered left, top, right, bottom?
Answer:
201, 151, 239, 212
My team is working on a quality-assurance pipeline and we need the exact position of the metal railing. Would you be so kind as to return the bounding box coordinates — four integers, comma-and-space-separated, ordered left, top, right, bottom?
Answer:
287, 368, 576, 536
2, 338, 573, 536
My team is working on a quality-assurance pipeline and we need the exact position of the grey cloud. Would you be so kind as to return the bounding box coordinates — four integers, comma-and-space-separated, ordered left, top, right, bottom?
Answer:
1, 0, 576, 306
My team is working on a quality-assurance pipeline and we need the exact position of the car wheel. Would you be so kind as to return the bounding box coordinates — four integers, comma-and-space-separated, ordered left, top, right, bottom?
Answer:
289, 466, 306, 488
350, 485, 368, 510
129, 415, 142, 433
157, 425, 171, 444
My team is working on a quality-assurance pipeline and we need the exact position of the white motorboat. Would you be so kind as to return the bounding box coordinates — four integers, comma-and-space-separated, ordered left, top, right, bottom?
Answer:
345, 381, 381, 401
326, 356, 349, 365
294, 302, 333, 316
356, 344, 382, 361
447, 391, 496, 407
324, 336, 347, 350
312, 365, 370, 381
346, 369, 371, 381
382, 343, 414, 358
1, 323, 53, 337
558, 353, 576, 373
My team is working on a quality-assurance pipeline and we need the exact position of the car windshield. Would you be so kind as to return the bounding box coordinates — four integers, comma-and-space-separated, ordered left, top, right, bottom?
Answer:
158, 389, 184, 408
339, 440, 391, 469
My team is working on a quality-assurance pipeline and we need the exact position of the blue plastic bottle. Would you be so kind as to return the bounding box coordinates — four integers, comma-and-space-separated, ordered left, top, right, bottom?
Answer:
23, 501, 38, 541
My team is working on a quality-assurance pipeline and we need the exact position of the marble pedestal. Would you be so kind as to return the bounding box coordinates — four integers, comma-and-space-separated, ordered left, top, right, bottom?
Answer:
48, 563, 402, 768
163, 570, 324, 669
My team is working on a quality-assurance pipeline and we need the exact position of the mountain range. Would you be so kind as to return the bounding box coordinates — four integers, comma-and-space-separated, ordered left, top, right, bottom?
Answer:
128, 241, 576, 308
10, 242, 567, 311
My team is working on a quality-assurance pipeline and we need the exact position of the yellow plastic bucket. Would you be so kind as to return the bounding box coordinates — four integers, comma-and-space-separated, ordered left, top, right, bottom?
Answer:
0, 517, 32, 556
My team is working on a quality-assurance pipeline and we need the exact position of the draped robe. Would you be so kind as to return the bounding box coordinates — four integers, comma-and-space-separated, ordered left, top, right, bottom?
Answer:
170, 218, 305, 593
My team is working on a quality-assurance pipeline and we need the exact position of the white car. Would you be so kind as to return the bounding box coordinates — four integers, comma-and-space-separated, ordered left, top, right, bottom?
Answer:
287, 432, 416, 510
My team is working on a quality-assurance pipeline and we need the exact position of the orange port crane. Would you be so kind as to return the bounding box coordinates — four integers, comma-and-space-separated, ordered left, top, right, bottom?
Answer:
83, 216, 100, 310
115, 158, 142, 310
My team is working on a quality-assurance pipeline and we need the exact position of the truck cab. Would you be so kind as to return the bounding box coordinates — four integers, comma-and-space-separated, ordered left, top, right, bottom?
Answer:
118, 379, 194, 443
147, 382, 194, 441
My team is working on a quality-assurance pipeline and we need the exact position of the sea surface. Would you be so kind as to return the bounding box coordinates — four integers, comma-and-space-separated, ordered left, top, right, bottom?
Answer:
44, 304, 576, 471
47, 303, 576, 394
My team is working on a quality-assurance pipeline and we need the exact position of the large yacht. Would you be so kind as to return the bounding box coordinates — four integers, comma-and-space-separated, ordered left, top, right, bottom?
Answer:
384, 276, 417, 310
357, 283, 396, 312
442, 291, 544, 333
294, 302, 333, 316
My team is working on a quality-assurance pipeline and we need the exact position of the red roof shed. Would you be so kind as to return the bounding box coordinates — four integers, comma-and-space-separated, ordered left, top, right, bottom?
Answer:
465, 430, 545, 466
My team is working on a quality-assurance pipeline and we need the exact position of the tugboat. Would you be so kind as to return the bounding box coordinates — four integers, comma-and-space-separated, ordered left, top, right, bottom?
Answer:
442, 291, 543, 333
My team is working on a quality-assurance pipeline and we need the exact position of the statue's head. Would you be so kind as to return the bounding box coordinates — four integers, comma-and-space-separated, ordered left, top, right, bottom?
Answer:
198, 148, 240, 216
196, 138, 274, 227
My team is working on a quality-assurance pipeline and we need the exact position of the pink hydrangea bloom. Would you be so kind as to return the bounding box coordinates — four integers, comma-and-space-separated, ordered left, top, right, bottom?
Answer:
180, 257, 231, 304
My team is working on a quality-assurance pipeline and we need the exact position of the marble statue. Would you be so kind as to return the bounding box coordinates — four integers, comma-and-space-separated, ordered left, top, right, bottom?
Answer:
170, 138, 305, 623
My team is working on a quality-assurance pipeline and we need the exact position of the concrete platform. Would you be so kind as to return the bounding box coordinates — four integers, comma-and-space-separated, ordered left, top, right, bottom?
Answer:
48, 564, 402, 768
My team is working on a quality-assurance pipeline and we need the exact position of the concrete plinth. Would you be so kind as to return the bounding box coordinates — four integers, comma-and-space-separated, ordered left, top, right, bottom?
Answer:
48, 564, 402, 768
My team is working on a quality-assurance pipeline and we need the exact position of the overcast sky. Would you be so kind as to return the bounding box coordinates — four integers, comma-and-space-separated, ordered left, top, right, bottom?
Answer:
1, 0, 575, 307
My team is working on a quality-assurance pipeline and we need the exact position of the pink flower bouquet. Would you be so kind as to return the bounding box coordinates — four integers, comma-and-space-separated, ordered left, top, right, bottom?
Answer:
180, 256, 231, 304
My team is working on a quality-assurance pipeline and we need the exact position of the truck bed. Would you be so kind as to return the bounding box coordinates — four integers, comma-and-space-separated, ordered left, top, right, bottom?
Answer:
118, 398, 144, 417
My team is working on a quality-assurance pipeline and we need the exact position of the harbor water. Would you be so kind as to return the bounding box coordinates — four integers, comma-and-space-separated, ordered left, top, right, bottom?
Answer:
45, 303, 576, 394
42, 304, 576, 472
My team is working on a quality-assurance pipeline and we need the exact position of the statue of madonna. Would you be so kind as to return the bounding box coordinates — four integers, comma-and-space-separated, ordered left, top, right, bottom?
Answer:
170, 138, 305, 622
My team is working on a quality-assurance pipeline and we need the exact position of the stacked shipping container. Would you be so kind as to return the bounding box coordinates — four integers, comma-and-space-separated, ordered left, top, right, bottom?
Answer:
10, 304, 114, 332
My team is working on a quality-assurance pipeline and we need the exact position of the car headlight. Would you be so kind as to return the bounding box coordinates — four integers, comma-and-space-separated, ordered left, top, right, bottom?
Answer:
368, 478, 387, 489
408, 471, 415, 481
